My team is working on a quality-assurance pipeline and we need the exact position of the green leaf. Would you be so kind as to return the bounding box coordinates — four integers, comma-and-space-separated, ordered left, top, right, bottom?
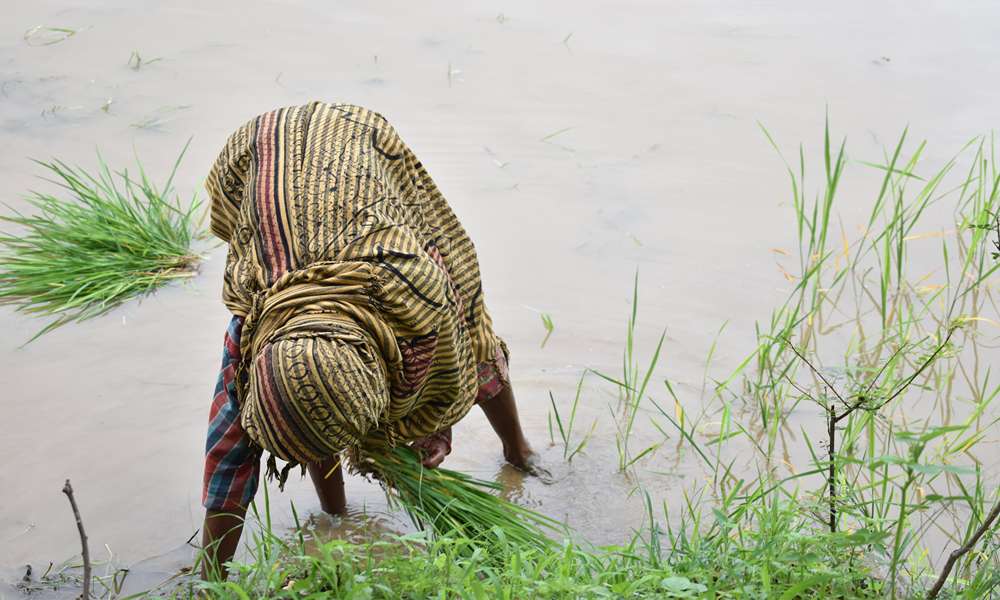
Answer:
778, 573, 830, 599
660, 576, 707, 597
895, 425, 967, 444
909, 463, 976, 476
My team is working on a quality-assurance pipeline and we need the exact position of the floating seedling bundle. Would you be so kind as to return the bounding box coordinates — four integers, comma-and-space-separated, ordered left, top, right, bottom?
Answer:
0, 144, 202, 340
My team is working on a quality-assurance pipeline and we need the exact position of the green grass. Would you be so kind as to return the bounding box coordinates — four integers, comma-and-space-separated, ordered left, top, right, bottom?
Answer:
163, 469, 990, 599
0, 144, 202, 341
701, 122, 1000, 598
177, 501, 900, 599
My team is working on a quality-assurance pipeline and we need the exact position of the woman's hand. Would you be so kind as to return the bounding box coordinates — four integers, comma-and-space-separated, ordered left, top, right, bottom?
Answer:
411, 427, 452, 468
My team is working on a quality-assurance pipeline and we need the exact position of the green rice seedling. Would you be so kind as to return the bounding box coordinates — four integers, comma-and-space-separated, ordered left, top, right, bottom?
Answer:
0, 143, 202, 341
128, 51, 163, 71
700, 319, 728, 399
594, 271, 666, 472
540, 312, 554, 347
548, 371, 597, 462
364, 446, 562, 552
16, 535, 133, 599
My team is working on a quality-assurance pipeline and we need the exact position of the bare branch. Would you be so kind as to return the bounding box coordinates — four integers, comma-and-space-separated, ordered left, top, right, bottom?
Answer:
872, 328, 956, 412
782, 372, 819, 403
62, 480, 90, 600
783, 338, 847, 404
862, 341, 907, 398
926, 495, 1000, 599
833, 396, 869, 423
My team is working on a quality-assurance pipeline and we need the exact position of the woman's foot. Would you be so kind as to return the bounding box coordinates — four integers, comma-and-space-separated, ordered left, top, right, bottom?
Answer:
503, 440, 533, 470
479, 384, 552, 478
503, 442, 551, 479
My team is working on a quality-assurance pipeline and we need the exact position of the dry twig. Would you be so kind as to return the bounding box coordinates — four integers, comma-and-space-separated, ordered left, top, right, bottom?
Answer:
926, 496, 1000, 599
62, 480, 91, 600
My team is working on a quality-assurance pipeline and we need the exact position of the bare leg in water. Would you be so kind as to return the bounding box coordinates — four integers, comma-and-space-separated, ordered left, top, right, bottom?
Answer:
200, 509, 246, 580
479, 383, 543, 473
308, 456, 347, 515
201, 458, 346, 579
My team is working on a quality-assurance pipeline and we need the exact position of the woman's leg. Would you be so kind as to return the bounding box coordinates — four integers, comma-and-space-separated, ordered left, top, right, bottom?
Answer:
201, 508, 246, 580
201, 316, 259, 579
308, 457, 347, 515
479, 384, 534, 468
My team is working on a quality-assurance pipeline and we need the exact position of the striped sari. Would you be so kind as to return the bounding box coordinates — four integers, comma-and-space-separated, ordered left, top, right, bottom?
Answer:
206, 102, 506, 469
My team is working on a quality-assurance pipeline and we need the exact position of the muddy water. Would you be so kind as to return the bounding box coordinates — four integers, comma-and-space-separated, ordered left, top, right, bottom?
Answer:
3, 0, 1000, 595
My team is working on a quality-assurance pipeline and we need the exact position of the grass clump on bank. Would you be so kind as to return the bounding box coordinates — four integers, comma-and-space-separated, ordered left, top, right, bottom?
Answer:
0, 144, 202, 341
189, 498, 890, 599
702, 124, 1000, 598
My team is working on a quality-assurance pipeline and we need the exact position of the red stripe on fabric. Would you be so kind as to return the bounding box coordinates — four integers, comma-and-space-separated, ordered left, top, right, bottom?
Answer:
256, 348, 293, 455
221, 451, 254, 511
208, 389, 227, 422
255, 112, 277, 276
257, 353, 279, 416
203, 417, 250, 507
205, 407, 247, 460
255, 111, 285, 278
224, 333, 240, 358
267, 111, 291, 276
262, 111, 288, 278
222, 364, 236, 391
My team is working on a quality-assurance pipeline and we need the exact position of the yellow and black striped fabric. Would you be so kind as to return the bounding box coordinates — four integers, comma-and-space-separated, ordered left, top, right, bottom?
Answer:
206, 102, 503, 466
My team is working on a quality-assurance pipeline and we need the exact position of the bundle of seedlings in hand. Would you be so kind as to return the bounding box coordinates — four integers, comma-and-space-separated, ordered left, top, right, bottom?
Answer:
0, 143, 202, 340
366, 446, 562, 552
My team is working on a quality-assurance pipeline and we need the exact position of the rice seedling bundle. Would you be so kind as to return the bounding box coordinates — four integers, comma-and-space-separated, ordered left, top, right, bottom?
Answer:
0, 144, 202, 340
364, 446, 562, 552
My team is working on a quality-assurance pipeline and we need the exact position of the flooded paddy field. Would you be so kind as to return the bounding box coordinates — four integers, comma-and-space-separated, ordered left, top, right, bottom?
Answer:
2, 1, 999, 597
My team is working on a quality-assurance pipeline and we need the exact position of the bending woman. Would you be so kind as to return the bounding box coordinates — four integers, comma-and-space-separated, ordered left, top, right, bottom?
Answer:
200, 102, 536, 577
